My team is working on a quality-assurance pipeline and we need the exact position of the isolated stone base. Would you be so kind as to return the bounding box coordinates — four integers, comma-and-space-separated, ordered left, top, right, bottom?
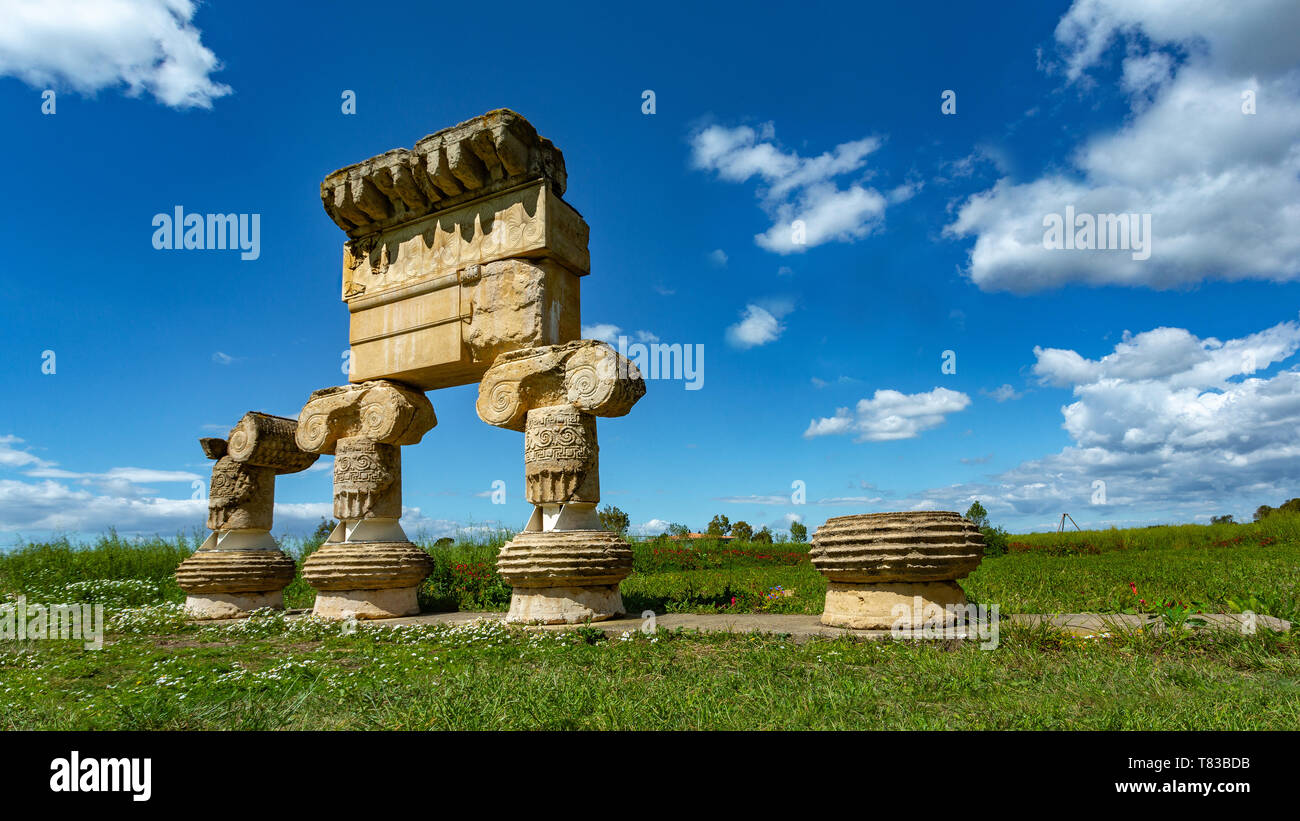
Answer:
175, 547, 296, 600
312, 586, 421, 620
821, 581, 968, 630
184, 590, 285, 620
506, 585, 625, 624
300, 540, 432, 620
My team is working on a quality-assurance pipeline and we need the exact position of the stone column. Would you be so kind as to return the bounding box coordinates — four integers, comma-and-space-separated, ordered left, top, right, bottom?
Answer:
175, 412, 318, 619
809, 511, 985, 629
477, 340, 645, 623
296, 380, 437, 619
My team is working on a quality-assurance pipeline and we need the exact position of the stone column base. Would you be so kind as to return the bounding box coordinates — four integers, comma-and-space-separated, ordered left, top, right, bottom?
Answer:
496, 530, 633, 624
184, 590, 285, 620
821, 580, 968, 630
301, 540, 432, 620
311, 587, 421, 620
175, 545, 296, 620
506, 584, 624, 624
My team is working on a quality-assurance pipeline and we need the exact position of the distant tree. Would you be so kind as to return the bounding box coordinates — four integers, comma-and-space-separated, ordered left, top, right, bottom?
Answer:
706, 514, 732, 537
434, 536, 455, 548
1255, 505, 1275, 522
962, 502, 1010, 557
731, 521, 754, 542
1210, 515, 1235, 525
666, 523, 691, 539
598, 504, 630, 535
311, 518, 336, 542
753, 526, 774, 544
789, 521, 808, 543
1280, 497, 1300, 515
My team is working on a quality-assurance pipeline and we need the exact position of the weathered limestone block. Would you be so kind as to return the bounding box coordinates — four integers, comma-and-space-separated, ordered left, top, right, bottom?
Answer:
206, 455, 274, 532
296, 380, 436, 619
332, 437, 401, 520
321, 110, 568, 237
296, 381, 436, 455
477, 340, 645, 431
477, 340, 645, 622
810, 512, 985, 629
496, 531, 634, 624
321, 110, 588, 390
300, 541, 434, 620
524, 405, 598, 505
174, 551, 297, 618
227, 411, 319, 474
176, 413, 319, 619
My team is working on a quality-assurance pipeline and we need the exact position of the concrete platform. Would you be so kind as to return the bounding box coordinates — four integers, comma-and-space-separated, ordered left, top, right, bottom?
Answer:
350, 610, 1289, 641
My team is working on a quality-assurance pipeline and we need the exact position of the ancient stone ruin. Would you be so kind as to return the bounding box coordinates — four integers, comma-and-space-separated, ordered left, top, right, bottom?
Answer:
177, 109, 645, 621
295, 381, 437, 618
810, 511, 985, 629
477, 339, 645, 622
175, 412, 318, 618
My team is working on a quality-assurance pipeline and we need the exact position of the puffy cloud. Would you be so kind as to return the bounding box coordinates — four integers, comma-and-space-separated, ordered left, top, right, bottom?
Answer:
0, 434, 483, 544
581, 323, 622, 344
0, 435, 52, 469
689, 123, 890, 254
946, 0, 1300, 292
581, 323, 659, 346
981, 384, 1024, 402
908, 319, 1300, 527
715, 494, 790, 506
726, 304, 785, 349
805, 387, 972, 442
633, 519, 672, 537
0, 0, 232, 108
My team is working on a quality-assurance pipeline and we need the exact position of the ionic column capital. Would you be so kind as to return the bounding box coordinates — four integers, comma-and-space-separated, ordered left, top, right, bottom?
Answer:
476, 340, 645, 431
296, 380, 436, 454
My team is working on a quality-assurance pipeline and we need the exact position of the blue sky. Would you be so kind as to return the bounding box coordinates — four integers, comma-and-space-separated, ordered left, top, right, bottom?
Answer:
2, 0, 1299, 545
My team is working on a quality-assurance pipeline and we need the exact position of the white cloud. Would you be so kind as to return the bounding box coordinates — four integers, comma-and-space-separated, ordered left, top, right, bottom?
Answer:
726, 305, 784, 349
582, 324, 659, 346
945, 0, 1300, 292
212, 351, 235, 365
0, 0, 232, 109
0, 478, 206, 538
707, 249, 728, 267
633, 518, 671, 537
812, 495, 884, 505
581, 323, 621, 344
716, 494, 790, 506
689, 122, 890, 254
0, 435, 52, 469
907, 319, 1300, 527
981, 384, 1024, 402
805, 387, 972, 442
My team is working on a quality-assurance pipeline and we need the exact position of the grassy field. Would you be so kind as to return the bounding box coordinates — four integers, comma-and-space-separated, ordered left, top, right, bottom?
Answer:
1, 516, 1297, 729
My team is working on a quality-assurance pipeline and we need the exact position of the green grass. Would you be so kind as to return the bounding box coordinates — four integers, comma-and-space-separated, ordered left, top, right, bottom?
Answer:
1, 517, 1297, 729
2, 614, 1295, 730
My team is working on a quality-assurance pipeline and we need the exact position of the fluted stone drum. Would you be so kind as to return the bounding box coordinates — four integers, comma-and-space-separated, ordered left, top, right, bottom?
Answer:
495, 530, 634, 623
810, 511, 985, 629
